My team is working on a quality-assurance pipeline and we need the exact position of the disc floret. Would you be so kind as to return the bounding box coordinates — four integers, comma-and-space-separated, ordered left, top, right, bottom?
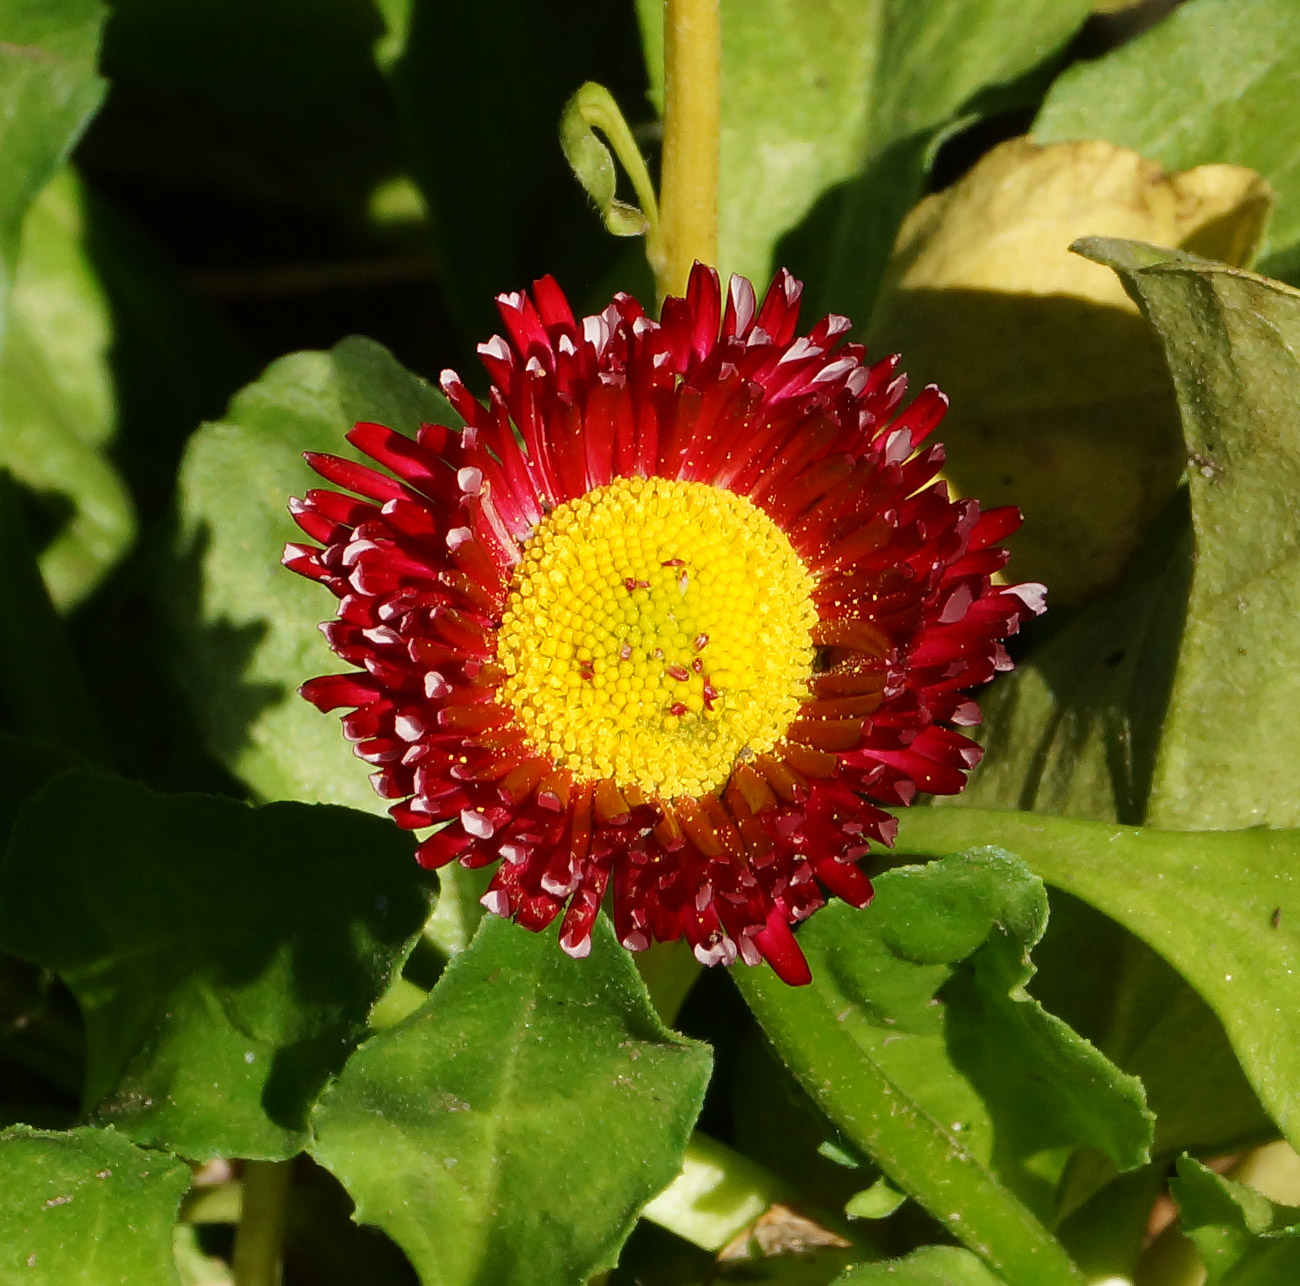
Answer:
498, 475, 816, 800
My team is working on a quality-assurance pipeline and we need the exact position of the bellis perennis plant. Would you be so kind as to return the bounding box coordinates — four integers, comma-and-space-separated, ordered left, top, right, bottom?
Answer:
285, 264, 1045, 985
6, 2, 1300, 1285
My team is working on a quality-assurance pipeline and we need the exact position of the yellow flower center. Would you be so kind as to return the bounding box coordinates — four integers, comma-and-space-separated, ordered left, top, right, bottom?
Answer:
496, 476, 817, 800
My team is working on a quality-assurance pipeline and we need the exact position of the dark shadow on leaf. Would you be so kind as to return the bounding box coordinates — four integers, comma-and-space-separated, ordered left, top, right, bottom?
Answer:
285, 1154, 421, 1286
972, 487, 1192, 825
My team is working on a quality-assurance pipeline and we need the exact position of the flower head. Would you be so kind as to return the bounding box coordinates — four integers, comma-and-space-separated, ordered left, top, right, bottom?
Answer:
284, 265, 1044, 985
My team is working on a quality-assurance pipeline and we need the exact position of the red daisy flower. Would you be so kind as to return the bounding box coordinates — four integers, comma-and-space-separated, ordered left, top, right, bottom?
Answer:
283, 265, 1044, 986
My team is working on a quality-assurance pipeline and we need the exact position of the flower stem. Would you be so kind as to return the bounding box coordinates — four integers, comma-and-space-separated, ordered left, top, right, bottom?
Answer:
231, 1159, 292, 1286
641, 1133, 791, 1251
657, 0, 720, 302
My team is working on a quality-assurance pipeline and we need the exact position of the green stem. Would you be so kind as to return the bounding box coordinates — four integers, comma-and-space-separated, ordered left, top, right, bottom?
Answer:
231, 1159, 292, 1286
657, 0, 720, 302
641, 1133, 793, 1251
734, 964, 1086, 1284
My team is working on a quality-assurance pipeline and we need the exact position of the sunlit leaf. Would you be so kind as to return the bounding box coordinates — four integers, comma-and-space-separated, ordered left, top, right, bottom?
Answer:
0, 1124, 189, 1286
1035, 0, 1300, 281
1170, 1154, 1300, 1283
894, 809, 1300, 1157
636, 0, 1092, 301
168, 336, 453, 813
310, 913, 711, 1286
834, 1244, 1007, 1283
0, 0, 105, 319
0, 168, 135, 608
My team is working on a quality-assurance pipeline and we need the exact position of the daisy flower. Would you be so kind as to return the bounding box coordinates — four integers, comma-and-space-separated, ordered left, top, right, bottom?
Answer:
284, 265, 1044, 985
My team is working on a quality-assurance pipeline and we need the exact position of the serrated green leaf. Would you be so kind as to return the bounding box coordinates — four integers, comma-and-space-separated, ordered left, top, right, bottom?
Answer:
834, 1245, 1007, 1283
309, 912, 711, 1286
0, 1124, 189, 1286
0, 771, 433, 1159
168, 335, 453, 813
1170, 1155, 1300, 1284
638, 0, 1091, 303
1035, 0, 1300, 281
894, 810, 1300, 1158
736, 848, 1154, 1284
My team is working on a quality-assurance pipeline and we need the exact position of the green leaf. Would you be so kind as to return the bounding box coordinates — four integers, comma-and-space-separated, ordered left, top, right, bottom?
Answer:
1035, 0, 1300, 281
0, 771, 433, 1160
736, 848, 1153, 1284
936, 240, 1300, 1177
0, 8, 115, 614
0, 0, 106, 322
834, 1245, 1007, 1284
0, 168, 135, 608
6, 169, 112, 448
1095, 943, 1270, 1163
309, 912, 711, 1286
642, 0, 1092, 300
0, 733, 84, 847
893, 809, 1300, 1157
1073, 239, 1300, 830
167, 335, 453, 813
1170, 1155, 1300, 1284
0, 1124, 189, 1286
938, 244, 1300, 1169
